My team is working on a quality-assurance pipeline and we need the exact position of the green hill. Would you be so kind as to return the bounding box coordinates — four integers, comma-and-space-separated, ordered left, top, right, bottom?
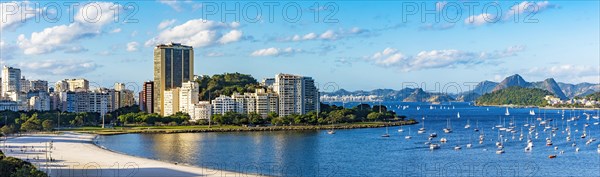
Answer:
476, 86, 553, 106
196, 73, 263, 101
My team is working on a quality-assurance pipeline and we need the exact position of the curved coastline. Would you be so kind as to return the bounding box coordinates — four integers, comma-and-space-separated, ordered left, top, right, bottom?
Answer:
3, 132, 263, 177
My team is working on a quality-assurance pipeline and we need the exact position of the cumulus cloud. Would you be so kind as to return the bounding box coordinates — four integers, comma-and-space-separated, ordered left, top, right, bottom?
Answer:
15, 59, 100, 76
17, 2, 123, 55
0, 1, 42, 30
365, 45, 526, 71
250, 47, 302, 57
126, 42, 139, 52
145, 19, 242, 48
157, 19, 176, 30
524, 64, 600, 83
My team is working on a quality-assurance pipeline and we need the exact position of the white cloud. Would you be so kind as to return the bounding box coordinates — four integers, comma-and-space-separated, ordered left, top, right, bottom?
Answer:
15, 59, 99, 76
284, 27, 370, 42
218, 30, 242, 44
506, 1, 556, 19
464, 13, 497, 26
365, 46, 526, 71
17, 2, 123, 55
0, 1, 42, 30
466, 1, 556, 26
145, 19, 242, 48
110, 28, 122, 33
158, 0, 182, 12
250, 47, 302, 57
524, 65, 600, 83
319, 30, 337, 40
126, 42, 139, 52
158, 19, 176, 30
64, 46, 88, 53
205, 52, 224, 57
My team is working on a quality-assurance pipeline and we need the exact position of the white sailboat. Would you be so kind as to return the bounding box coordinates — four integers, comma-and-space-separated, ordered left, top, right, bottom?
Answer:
443, 118, 453, 133
418, 117, 426, 134
457, 112, 461, 119
465, 117, 471, 129
405, 127, 412, 139
382, 123, 390, 137
529, 110, 535, 116
505, 107, 510, 116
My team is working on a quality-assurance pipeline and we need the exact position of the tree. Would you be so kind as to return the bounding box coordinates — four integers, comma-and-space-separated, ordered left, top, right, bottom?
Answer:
1, 125, 15, 135
42, 120, 54, 131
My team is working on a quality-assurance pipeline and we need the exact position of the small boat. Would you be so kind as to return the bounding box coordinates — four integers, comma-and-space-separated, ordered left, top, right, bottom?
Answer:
454, 145, 461, 150
464, 118, 471, 129
327, 130, 335, 134
457, 112, 461, 119
381, 123, 390, 137
505, 107, 510, 116
496, 149, 505, 154
548, 155, 557, 159
466, 144, 472, 148
405, 127, 412, 139
398, 128, 404, 132
529, 110, 535, 116
440, 138, 448, 143
429, 143, 440, 150
429, 133, 438, 138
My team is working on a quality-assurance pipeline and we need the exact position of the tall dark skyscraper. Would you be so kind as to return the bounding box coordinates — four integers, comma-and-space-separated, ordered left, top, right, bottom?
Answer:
153, 43, 194, 116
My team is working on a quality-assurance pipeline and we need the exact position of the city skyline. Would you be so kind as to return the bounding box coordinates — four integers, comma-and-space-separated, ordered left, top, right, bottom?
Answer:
0, 1, 599, 92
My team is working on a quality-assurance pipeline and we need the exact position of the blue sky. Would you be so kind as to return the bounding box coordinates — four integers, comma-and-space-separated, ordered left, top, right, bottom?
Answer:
0, 1, 598, 93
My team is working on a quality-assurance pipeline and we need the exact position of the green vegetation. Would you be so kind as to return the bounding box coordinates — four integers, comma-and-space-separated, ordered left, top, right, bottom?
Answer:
585, 92, 600, 101
476, 87, 553, 106
0, 150, 47, 177
196, 73, 263, 101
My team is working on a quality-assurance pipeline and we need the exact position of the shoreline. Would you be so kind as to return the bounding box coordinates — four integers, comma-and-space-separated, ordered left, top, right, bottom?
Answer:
71, 120, 418, 136
475, 104, 599, 110
3, 132, 262, 177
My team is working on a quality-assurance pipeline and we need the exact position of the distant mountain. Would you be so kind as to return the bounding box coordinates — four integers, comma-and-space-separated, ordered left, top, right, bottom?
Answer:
472, 81, 499, 95
531, 78, 567, 100
322, 74, 599, 102
493, 74, 532, 92
558, 82, 600, 98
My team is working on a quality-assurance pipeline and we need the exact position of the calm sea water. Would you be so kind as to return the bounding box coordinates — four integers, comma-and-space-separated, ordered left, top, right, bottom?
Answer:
96, 102, 600, 177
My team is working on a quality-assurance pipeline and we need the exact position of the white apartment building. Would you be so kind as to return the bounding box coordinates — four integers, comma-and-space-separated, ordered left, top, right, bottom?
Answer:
211, 95, 236, 115
163, 88, 180, 116
2, 66, 21, 99
189, 101, 212, 122
179, 81, 199, 113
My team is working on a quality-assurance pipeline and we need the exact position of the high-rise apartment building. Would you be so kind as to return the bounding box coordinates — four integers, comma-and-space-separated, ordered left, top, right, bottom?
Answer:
2, 66, 21, 99
140, 81, 154, 113
271, 74, 319, 116
153, 43, 194, 116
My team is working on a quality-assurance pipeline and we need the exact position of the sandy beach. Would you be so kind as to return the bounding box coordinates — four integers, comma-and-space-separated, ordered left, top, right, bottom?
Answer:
2, 132, 260, 177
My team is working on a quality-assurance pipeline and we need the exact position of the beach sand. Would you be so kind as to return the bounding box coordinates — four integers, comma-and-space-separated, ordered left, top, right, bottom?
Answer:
2, 132, 260, 177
